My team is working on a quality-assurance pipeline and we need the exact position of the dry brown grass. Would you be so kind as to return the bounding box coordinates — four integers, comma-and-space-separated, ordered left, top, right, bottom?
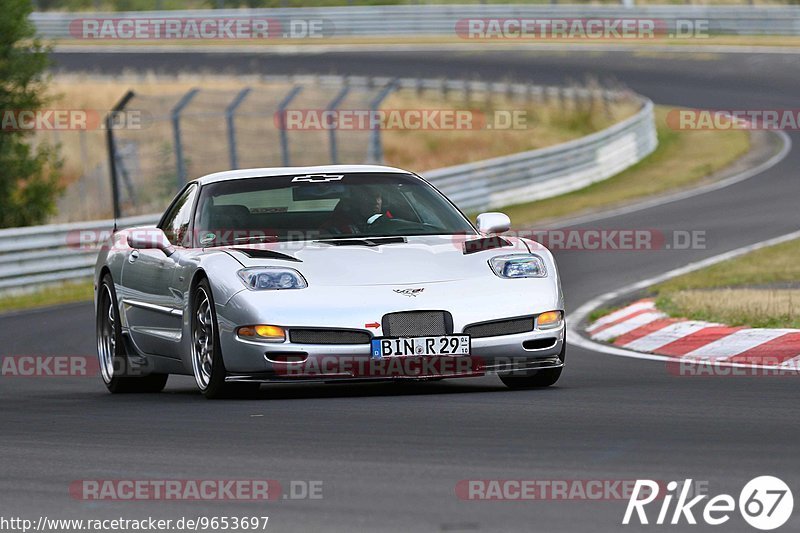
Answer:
653, 238, 800, 329
501, 106, 750, 225
662, 289, 800, 329
382, 90, 638, 170
42, 73, 637, 220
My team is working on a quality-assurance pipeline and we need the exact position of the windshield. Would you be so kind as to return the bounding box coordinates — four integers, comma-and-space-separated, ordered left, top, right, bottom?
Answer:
193, 172, 476, 246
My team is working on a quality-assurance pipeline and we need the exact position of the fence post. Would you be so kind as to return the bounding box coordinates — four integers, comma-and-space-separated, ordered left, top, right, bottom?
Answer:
277, 85, 304, 167
225, 87, 251, 169
326, 84, 351, 164
106, 90, 135, 222
367, 79, 398, 164
171, 88, 200, 186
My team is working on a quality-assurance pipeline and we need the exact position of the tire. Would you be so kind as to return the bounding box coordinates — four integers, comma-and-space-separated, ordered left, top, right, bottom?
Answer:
96, 274, 169, 393
500, 332, 566, 390
191, 278, 260, 400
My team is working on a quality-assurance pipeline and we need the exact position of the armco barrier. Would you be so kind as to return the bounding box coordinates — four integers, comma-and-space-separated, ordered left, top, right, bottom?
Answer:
0, 214, 159, 294
31, 5, 800, 39
427, 98, 655, 212
0, 86, 655, 296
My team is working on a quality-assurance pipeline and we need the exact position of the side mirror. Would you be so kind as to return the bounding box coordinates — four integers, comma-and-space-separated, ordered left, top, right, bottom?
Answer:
127, 228, 176, 257
476, 212, 511, 234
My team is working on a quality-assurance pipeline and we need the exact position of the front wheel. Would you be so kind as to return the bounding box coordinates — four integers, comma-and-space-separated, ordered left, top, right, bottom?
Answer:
191, 279, 259, 399
96, 274, 168, 393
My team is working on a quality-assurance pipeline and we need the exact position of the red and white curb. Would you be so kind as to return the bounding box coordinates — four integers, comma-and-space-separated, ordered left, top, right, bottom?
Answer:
564, 137, 796, 371
586, 299, 800, 369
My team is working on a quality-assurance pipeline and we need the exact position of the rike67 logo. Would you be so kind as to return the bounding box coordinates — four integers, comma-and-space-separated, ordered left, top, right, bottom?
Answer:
623, 477, 793, 530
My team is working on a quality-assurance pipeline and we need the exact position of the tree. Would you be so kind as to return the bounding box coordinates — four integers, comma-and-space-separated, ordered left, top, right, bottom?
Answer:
0, 0, 63, 228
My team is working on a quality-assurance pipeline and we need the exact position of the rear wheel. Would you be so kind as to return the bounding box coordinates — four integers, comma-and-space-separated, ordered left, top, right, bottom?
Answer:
96, 274, 168, 393
191, 279, 259, 399
500, 333, 566, 390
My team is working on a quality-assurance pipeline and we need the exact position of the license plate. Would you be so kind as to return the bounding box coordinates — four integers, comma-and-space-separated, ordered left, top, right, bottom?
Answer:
371, 335, 471, 359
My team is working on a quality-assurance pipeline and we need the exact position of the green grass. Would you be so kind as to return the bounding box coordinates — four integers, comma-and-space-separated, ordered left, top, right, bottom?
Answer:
0, 280, 94, 315
651, 238, 800, 328
588, 306, 617, 323
655, 239, 800, 293
501, 106, 750, 226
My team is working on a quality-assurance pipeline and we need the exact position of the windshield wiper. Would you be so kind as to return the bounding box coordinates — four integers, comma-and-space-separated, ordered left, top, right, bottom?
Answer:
234, 235, 278, 244
206, 235, 279, 248
317, 237, 407, 247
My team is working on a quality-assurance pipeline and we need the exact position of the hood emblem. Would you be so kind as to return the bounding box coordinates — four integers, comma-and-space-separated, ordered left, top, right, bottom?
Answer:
394, 288, 424, 297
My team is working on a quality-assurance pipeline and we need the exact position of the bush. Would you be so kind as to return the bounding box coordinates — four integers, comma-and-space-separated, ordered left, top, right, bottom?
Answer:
0, 0, 63, 228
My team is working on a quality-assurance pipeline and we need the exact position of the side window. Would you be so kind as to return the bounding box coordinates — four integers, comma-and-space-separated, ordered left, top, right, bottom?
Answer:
160, 185, 198, 247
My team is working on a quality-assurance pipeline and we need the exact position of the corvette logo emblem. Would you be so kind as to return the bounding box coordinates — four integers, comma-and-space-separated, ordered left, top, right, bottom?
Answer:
292, 174, 344, 183
394, 288, 424, 297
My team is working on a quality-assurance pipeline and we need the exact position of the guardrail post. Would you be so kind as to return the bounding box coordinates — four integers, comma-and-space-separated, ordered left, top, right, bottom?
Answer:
225, 87, 251, 169
277, 85, 304, 167
326, 84, 351, 164
106, 90, 135, 221
171, 88, 199, 186
367, 79, 398, 164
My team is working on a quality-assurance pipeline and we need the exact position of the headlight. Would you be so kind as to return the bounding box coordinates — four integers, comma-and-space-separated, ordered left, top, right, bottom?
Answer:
238, 267, 308, 290
489, 254, 547, 278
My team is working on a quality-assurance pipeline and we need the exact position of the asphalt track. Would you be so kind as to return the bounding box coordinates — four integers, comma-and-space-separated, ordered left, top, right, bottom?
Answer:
1, 49, 799, 532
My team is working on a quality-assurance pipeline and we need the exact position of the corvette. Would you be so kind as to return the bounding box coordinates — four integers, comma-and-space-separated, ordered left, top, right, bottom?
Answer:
94, 165, 565, 398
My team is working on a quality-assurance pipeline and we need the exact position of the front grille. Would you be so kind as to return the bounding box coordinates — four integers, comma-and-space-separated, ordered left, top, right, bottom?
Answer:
383, 311, 452, 337
289, 329, 371, 345
463, 317, 535, 338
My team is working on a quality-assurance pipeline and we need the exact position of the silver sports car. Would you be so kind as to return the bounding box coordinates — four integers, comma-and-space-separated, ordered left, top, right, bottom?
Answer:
95, 165, 565, 398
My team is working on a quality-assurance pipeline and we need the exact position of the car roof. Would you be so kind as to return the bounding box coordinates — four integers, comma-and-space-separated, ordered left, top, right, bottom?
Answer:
193, 165, 415, 186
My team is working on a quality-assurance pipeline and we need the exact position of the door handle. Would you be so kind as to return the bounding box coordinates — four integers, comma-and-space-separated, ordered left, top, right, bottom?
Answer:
129, 250, 140, 263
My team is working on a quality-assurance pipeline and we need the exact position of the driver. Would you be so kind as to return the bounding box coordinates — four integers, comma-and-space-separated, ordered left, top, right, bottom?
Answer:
364, 190, 393, 225
325, 188, 393, 235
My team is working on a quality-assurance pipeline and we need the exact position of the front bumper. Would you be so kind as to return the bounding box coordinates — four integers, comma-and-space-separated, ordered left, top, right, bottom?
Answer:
221, 322, 565, 382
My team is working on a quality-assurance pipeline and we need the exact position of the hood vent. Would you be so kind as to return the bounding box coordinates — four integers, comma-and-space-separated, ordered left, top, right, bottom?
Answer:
463, 236, 512, 255
233, 248, 301, 262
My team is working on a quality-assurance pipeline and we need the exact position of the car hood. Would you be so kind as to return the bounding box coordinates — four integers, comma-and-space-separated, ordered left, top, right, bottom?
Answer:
220, 235, 536, 287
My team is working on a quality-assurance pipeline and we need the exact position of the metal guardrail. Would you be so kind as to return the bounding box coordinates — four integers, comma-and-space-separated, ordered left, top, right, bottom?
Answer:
0, 87, 655, 296
0, 214, 159, 293
31, 5, 800, 38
